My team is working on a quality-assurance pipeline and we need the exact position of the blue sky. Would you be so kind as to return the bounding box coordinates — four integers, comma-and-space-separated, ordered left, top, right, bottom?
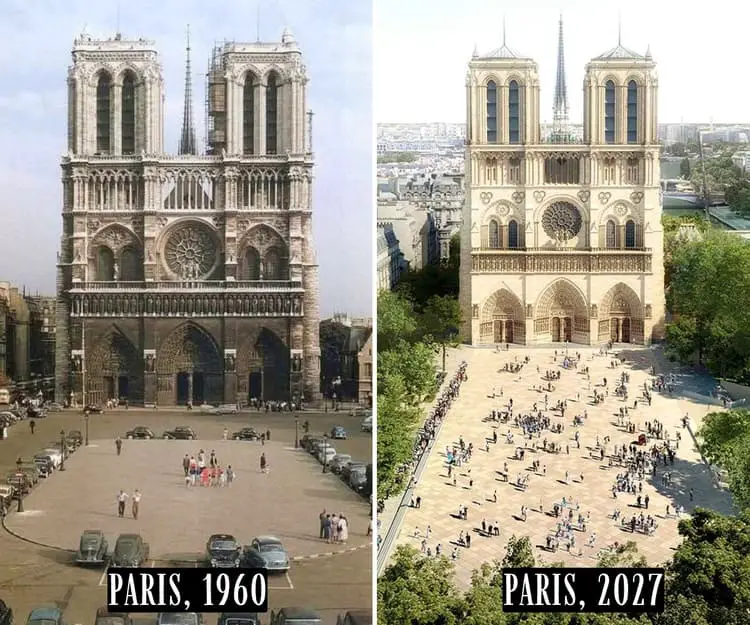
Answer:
0, 0, 373, 317
375, 0, 750, 124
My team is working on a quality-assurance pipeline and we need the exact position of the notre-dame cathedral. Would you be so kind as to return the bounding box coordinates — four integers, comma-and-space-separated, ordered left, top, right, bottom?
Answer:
55, 27, 321, 407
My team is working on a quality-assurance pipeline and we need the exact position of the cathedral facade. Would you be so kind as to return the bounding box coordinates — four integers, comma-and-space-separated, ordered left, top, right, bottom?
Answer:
459, 23, 665, 346
55, 29, 320, 407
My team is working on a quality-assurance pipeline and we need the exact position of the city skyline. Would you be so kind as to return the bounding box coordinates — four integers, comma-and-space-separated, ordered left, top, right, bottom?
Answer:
0, 0, 373, 316
375, 0, 750, 125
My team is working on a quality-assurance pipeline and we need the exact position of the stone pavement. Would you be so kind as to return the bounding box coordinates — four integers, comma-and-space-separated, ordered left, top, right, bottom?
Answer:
390, 345, 734, 588
5, 440, 370, 560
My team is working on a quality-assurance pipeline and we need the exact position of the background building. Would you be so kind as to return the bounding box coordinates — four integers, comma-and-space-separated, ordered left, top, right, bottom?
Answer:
55, 29, 320, 407
319, 314, 372, 405
376, 224, 403, 290
460, 23, 665, 346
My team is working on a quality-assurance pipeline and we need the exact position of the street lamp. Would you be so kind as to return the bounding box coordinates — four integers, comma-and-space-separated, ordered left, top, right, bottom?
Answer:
59, 429, 66, 471
294, 417, 299, 449
15, 457, 23, 513
322, 433, 329, 473
84, 412, 90, 447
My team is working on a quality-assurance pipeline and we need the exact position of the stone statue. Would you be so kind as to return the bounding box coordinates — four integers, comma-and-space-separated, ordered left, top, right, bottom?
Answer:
145, 354, 155, 373
113, 262, 119, 281
225, 355, 236, 372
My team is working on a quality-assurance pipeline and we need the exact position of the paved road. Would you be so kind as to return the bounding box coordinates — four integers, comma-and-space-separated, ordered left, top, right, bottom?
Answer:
0, 409, 373, 624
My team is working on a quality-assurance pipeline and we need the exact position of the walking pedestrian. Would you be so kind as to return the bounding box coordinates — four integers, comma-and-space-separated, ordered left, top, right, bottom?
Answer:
29, 420, 35, 434
260, 453, 268, 473
223, 427, 228, 441
117, 490, 128, 517
319, 510, 327, 539
132, 489, 141, 519
115, 437, 122, 456
182, 454, 190, 476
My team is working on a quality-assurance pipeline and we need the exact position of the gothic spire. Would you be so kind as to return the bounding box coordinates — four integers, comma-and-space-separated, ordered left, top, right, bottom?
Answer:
552, 14, 569, 134
179, 24, 197, 155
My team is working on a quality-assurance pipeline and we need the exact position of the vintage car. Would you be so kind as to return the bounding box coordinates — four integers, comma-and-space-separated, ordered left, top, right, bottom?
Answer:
94, 607, 131, 625
157, 614, 202, 625
83, 405, 104, 414
249, 536, 290, 572
162, 426, 197, 440
26, 607, 66, 625
232, 427, 260, 441
330, 426, 347, 440
217, 613, 261, 625
67, 430, 84, 446
0, 599, 12, 625
75, 529, 109, 565
0, 484, 15, 506
336, 611, 372, 625
46, 403, 64, 412
205, 534, 241, 568
269, 608, 322, 625
238, 546, 267, 569
329, 454, 352, 474
6, 472, 32, 495
125, 426, 155, 440
360, 416, 373, 433
111, 533, 149, 567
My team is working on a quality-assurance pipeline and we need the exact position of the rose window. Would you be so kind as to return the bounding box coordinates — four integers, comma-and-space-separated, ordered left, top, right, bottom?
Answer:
164, 224, 218, 279
541, 202, 582, 242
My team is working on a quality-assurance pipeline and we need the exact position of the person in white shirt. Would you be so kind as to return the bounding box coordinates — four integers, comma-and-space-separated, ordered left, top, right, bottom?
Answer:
132, 489, 141, 519
117, 490, 128, 517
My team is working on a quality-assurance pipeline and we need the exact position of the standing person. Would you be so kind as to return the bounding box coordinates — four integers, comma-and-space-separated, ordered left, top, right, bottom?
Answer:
338, 515, 349, 544
182, 455, 190, 476
260, 453, 267, 473
319, 510, 327, 539
266, 429, 271, 441
117, 490, 128, 517
226, 465, 234, 486
223, 427, 228, 441
209, 449, 217, 468
29, 420, 35, 434
115, 437, 123, 456
132, 490, 141, 520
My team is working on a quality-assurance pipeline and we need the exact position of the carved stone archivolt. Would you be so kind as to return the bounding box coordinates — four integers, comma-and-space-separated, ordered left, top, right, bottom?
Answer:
472, 252, 651, 274
88, 327, 140, 375
481, 289, 525, 324
599, 283, 643, 319
536, 280, 588, 320
92, 224, 139, 253
163, 222, 219, 280
541, 202, 582, 242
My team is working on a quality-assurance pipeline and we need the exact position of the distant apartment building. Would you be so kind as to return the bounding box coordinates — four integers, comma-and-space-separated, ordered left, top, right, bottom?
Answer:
0, 282, 56, 394
376, 224, 403, 290
732, 151, 750, 172
319, 315, 373, 405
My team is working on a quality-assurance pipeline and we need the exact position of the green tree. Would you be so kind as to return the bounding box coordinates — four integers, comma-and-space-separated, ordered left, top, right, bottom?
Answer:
679, 157, 691, 179
378, 290, 418, 351
319, 320, 349, 390
377, 151, 419, 164
462, 563, 507, 625
378, 546, 463, 625
596, 541, 647, 568
502, 535, 536, 568
397, 264, 459, 311
376, 374, 421, 497
421, 295, 462, 373
448, 232, 460, 268
378, 340, 437, 404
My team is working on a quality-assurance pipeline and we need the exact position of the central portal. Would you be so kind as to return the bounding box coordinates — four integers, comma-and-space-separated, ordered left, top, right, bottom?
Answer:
551, 316, 573, 342
176, 371, 206, 404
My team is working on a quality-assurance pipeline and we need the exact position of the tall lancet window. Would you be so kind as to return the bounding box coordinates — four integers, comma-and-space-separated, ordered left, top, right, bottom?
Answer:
604, 80, 616, 144
266, 73, 278, 155
243, 73, 255, 155
508, 80, 520, 144
486, 80, 497, 143
96, 72, 112, 154
121, 72, 136, 155
627, 81, 638, 144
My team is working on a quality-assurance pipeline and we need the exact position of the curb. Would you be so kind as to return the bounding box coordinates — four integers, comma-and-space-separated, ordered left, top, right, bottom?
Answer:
1, 516, 370, 562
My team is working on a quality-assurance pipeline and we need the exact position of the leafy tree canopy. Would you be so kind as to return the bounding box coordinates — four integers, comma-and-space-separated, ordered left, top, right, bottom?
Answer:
378, 289, 418, 351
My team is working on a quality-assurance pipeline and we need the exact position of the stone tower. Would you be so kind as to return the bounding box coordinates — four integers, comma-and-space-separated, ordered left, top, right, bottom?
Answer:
460, 25, 665, 346
56, 28, 320, 407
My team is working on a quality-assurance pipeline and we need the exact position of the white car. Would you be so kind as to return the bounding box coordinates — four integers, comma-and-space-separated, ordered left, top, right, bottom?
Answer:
0, 484, 15, 504
42, 448, 63, 468
318, 446, 337, 465
361, 415, 373, 432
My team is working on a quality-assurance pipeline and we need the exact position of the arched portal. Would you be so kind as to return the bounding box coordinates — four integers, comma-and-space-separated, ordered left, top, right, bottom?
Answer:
480, 288, 525, 345
96, 247, 115, 281
156, 323, 223, 405
236, 328, 290, 401
599, 283, 643, 344
86, 327, 142, 405
535, 280, 589, 343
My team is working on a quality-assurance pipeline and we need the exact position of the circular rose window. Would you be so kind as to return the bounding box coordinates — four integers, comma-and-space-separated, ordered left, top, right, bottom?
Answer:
164, 223, 218, 279
541, 202, 582, 242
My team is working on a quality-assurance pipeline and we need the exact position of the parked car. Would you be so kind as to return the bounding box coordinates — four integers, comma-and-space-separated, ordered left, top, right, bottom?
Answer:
360, 416, 373, 433
42, 447, 65, 465
33, 453, 55, 472
46, 403, 64, 412
6, 472, 32, 495
0, 599, 13, 625
336, 612, 372, 625
157, 614, 202, 625
17, 464, 40, 484
67, 430, 83, 446
329, 454, 352, 474
216, 404, 239, 415
125, 426, 155, 440
0, 484, 15, 505
249, 536, 290, 572
304, 437, 325, 453
76, 529, 109, 565
218, 613, 261, 625
238, 546, 267, 569
341, 462, 367, 481
162, 426, 197, 440
349, 467, 368, 492
94, 608, 131, 625
83, 405, 104, 414
232, 427, 260, 441
348, 407, 371, 418
317, 446, 337, 465
330, 426, 347, 440
26, 607, 65, 625
206, 534, 241, 568
270, 608, 322, 625
111, 533, 149, 567
31, 459, 52, 479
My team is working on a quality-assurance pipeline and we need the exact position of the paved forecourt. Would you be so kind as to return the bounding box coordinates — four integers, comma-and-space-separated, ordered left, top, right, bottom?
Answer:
0, 409, 373, 624
391, 345, 733, 588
